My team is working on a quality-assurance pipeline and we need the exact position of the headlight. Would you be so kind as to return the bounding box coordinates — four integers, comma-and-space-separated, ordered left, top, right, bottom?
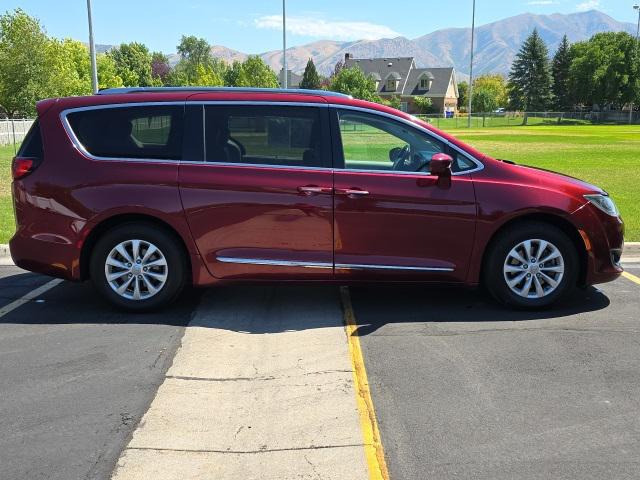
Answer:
584, 194, 619, 217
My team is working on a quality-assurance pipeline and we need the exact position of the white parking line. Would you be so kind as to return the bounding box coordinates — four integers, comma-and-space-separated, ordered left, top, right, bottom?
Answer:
0, 279, 63, 319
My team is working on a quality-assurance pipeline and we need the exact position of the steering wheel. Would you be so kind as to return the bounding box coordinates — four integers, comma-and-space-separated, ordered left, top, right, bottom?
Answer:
392, 145, 411, 171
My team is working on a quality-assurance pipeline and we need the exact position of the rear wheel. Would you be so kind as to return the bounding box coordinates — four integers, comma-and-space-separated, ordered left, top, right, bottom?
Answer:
484, 222, 578, 309
90, 223, 186, 311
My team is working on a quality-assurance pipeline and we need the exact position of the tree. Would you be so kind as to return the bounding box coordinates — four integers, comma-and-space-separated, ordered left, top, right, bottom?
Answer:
96, 54, 123, 89
471, 74, 508, 112
172, 35, 227, 86
108, 42, 153, 87
413, 96, 433, 114
508, 29, 553, 111
328, 66, 379, 102
234, 56, 278, 88
552, 35, 573, 110
151, 51, 171, 85
45, 38, 91, 97
0, 9, 50, 117
569, 32, 640, 109
457, 81, 468, 111
177, 35, 212, 67
224, 60, 243, 87
299, 58, 321, 90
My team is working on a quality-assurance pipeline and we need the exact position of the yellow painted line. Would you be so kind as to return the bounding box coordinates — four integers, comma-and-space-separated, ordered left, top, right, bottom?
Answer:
0, 279, 63, 318
622, 271, 640, 286
340, 286, 390, 480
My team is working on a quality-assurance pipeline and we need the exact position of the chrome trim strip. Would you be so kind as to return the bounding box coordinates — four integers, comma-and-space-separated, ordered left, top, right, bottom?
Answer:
335, 263, 454, 272
329, 104, 485, 176
216, 256, 333, 269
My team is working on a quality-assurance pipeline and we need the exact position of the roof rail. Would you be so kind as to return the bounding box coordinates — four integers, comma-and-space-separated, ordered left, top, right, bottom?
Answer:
96, 86, 352, 99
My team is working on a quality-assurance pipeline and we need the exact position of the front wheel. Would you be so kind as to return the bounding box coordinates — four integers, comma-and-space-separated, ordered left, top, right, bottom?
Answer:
90, 223, 187, 311
483, 222, 579, 309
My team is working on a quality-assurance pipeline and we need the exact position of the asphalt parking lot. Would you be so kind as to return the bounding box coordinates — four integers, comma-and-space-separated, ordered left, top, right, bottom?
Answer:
1, 262, 639, 479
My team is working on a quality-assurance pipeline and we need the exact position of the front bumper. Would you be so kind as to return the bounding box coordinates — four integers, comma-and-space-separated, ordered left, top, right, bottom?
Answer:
572, 203, 624, 285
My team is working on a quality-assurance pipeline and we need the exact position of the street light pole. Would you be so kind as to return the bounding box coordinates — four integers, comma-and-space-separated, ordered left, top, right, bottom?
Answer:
86, 0, 98, 94
282, 0, 287, 89
467, 0, 476, 128
631, 5, 639, 124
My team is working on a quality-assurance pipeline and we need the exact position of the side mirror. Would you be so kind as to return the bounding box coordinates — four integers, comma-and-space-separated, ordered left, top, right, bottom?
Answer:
430, 153, 453, 176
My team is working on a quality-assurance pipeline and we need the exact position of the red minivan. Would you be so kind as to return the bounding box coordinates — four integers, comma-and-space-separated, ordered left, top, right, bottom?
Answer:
10, 87, 624, 310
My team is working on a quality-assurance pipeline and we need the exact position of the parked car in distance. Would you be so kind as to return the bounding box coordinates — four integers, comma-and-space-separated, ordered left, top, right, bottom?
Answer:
10, 87, 624, 310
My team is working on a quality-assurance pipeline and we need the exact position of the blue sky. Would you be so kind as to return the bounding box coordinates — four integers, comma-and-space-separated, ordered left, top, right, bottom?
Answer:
4, 0, 638, 54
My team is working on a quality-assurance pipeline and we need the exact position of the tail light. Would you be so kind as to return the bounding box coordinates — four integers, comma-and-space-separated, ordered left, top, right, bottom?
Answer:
11, 156, 41, 180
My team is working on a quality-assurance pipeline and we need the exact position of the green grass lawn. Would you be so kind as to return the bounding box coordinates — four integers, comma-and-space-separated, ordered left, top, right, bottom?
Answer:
0, 145, 16, 244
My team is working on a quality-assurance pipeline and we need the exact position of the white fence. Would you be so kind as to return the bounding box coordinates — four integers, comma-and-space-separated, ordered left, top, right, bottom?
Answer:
0, 118, 35, 147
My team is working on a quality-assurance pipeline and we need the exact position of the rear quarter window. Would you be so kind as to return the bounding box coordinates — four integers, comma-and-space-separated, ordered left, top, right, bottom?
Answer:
66, 105, 183, 160
17, 119, 43, 159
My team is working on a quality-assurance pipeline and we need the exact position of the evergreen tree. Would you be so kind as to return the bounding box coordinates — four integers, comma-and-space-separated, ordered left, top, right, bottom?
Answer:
552, 35, 572, 110
299, 58, 321, 90
508, 29, 553, 111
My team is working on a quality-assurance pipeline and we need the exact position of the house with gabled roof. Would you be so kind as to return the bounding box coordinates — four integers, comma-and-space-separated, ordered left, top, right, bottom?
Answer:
343, 54, 459, 115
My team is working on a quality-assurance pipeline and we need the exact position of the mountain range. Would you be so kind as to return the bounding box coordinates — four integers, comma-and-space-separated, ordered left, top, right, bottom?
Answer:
191, 10, 636, 78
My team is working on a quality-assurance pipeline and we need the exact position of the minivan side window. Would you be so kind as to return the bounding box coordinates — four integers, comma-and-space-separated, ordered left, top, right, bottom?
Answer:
17, 119, 43, 159
337, 110, 476, 174
67, 105, 184, 160
204, 105, 327, 168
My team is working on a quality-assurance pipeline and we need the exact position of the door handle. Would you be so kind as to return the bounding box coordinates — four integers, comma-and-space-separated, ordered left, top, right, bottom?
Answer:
297, 185, 332, 195
336, 188, 370, 198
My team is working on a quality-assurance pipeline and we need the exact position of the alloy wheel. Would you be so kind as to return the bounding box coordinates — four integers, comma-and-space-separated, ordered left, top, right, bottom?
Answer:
104, 239, 168, 301
503, 239, 565, 299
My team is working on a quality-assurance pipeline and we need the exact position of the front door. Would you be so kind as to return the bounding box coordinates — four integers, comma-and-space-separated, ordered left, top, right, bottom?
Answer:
179, 103, 334, 280
331, 108, 478, 281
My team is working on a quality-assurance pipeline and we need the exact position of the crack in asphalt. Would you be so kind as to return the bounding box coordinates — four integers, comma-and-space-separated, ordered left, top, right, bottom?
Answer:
165, 375, 276, 382
125, 443, 367, 455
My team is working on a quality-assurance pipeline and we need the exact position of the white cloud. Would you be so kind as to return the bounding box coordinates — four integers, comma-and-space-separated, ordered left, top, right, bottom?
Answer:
576, 0, 600, 11
527, 0, 554, 5
254, 15, 401, 41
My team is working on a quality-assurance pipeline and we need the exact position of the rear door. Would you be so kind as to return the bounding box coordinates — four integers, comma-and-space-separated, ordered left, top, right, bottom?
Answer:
178, 102, 334, 280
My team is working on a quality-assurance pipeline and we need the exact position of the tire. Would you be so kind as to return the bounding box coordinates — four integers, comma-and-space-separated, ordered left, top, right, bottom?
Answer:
483, 221, 578, 309
89, 222, 187, 312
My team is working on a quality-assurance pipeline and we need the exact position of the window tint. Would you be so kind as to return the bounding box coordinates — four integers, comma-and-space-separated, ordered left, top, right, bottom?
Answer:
67, 105, 184, 160
338, 110, 476, 174
18, 119, 43, 158
204, 106, 326, 168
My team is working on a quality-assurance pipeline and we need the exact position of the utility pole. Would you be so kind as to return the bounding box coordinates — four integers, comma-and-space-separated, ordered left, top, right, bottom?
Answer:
86, 0, 98, 94
282, 0, 287, 89
467, 0, 476, 128
631, 4, 639, 124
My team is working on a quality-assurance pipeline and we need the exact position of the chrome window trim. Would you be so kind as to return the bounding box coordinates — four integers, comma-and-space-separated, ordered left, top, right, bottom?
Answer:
335, 263, 454, 272
60, 102, 186, 163
216, 256, 333, 269
60, 101, 329, 165
330, 104, 485, 176
59, 100, 484, 175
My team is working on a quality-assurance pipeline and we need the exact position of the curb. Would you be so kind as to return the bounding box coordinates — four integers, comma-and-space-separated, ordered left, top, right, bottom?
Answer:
1, 243, 639, 266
